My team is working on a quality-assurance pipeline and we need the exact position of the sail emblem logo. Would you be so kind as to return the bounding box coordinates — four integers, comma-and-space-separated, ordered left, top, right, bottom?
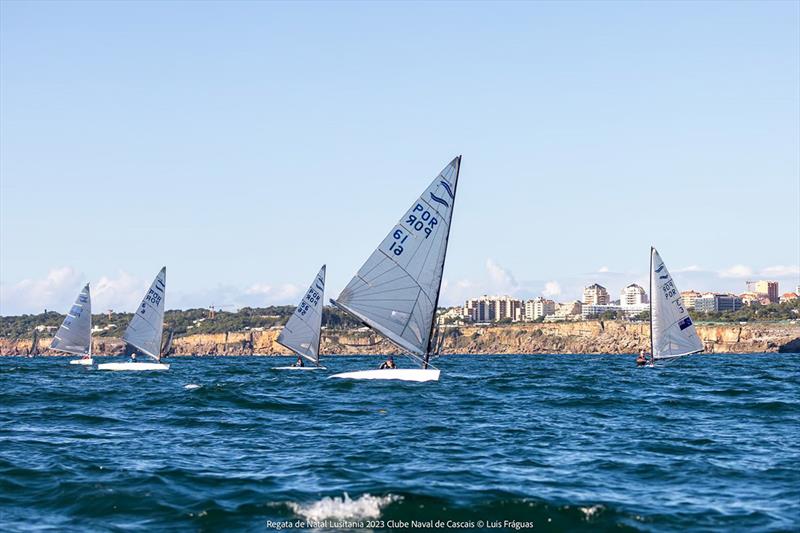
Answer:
429, 180, 455, 209
678, 317, 693, 330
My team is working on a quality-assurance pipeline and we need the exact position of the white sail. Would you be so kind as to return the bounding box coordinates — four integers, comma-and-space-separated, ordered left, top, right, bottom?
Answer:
123, 267, 166, 360
277, 265, 326, 365
50, 284, 92, 356
332, 156, 461, 360
650, 248, 704, 359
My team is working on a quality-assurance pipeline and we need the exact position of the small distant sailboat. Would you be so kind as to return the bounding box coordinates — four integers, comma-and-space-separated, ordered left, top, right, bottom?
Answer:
50, 283, 94, 365
97, 267, 170, 371
649, 247, 704, 364
273, 265, 327, 370
329, 156, 462, 382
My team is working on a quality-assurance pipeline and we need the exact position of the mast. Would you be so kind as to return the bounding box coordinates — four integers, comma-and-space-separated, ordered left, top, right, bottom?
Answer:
424, 155, 461, 369
649, 246, 654, 358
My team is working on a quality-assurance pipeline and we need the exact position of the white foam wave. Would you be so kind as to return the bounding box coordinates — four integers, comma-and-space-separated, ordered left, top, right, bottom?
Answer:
184, 384, 202, 390
288, 493, 400, 521
580, 504, 604, 520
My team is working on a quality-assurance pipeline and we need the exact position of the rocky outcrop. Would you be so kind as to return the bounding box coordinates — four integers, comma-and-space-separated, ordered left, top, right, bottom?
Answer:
2, 321, 798, 356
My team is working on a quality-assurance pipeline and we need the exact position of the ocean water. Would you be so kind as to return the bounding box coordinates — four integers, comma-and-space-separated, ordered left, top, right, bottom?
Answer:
0, 354, 798, 532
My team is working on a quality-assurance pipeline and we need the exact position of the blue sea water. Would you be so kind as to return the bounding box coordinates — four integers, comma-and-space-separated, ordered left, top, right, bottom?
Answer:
0, 354, 798, 532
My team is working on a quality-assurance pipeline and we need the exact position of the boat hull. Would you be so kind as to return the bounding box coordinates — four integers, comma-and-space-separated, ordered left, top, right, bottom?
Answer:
272, 366, 326, 371
97, 362, 170, 371
69, 358, 94, 365
329, 369, 440, 382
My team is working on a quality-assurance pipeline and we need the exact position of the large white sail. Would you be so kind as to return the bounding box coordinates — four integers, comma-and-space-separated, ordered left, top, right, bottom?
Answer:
277, 265, 326, 365
650, 248, 703, 359
50, 284, 92, 356
332, 156, 461, 359
123, 267, 166, 360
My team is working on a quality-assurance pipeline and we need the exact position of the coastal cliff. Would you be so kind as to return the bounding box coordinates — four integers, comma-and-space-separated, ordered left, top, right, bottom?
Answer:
2, 321, 798, 356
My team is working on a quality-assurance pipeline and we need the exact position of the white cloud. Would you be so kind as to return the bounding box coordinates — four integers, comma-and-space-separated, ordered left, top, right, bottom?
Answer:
719, 265, 754, 279
543, 281, 562, 297
0, 266, 83, 315
674, 265, 702, 273
244, 283, 301, 302
485, 258, 517, 292
759, 265, 799, 277
93, 271, 149, 313
598, 266, 609, 273
440, 278, 477, 306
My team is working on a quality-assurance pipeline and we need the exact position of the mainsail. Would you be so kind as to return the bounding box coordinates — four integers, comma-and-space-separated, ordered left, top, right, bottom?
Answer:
277, 265, 326, 365
331, 156, 461, 361
650, 248, 704, 360
123, 267, 166, 360
50, 283, 92, 356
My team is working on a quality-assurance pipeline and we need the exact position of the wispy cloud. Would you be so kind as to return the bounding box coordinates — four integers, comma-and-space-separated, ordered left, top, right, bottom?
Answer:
0, 268, 307, 315
543, 281, 562, 297
0, 267, 83, 315
485, 258, 518, 291
719, 264, 754, 279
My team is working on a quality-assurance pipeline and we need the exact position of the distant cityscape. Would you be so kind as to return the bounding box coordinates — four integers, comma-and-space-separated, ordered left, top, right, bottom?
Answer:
442, 280, 800, 325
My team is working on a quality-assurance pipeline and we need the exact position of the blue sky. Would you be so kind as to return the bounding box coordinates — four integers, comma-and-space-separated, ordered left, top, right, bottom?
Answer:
1, 1, 798, 315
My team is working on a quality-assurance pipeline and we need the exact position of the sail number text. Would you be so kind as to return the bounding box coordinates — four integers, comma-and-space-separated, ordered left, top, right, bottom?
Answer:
388, 203, 439, 256
145, 289, 162, 308
297, 287, 321, 316
661, 278, 685, 313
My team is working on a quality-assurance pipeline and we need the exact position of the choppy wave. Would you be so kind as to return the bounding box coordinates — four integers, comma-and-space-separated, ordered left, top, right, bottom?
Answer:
1, 353, 798, 531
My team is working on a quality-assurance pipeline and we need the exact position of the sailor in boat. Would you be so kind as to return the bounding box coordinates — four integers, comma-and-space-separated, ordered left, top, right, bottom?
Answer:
130, 352, 137, 362
378, 356, 397, 370
292, 355, 304, 368
636, 349, 648, 367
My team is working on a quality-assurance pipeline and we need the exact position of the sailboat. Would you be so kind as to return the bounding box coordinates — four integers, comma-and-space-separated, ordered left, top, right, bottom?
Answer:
329, 156, 462, 382
98, 267, 170, 371
649, 247, 704, 364
273, 265, 327, 370
50, 283, 94, 365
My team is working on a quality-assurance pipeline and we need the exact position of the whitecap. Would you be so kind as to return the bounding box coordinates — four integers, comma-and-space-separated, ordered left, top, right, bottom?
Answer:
580, 504, 604, 520
184, 384, 202, 390
288, 493, 400, 521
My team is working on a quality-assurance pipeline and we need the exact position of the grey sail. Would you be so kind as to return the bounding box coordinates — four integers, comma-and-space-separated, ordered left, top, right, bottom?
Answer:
650, 248, 704, 360
277, 265, 326, 365
123, 267, 166, 360
50, 284, 92, 356
331, 156, 461, 361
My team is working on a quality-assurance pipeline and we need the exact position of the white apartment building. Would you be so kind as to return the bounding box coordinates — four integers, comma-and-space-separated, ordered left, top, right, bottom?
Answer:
583, 284, 610, 306
524, 297, 556, 321
621, 284, 648, 306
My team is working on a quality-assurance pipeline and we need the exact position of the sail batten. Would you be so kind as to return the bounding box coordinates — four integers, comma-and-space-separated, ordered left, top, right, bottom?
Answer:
650, 248, 704, 360
123, 267, 166, 360
277, 265, 326, 365
50, 284, 92, 356
332, 156, 461, 364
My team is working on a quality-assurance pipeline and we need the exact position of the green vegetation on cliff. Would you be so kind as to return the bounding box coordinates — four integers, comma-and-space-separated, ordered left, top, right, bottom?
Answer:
0, 305, 363, 339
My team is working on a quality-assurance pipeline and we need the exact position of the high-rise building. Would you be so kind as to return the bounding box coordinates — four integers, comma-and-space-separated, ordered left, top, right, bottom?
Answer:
680, 290, 702, 310
583, 284, 610, 306
524, 297, 556, 321
621, 284, 648, 306
464, 296, 523, 323
747, 280, 779, 303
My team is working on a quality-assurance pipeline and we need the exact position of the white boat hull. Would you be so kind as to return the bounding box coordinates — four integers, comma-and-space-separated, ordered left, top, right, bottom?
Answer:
329, 369, 440, 382
272, 366, 326, 370
69, 358, 94, 365
97, 362, 170, 371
